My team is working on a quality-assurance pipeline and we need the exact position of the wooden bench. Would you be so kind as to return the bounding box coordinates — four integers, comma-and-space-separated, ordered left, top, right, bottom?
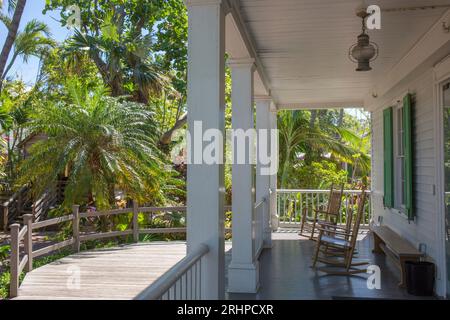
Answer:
370, 225, 423, 287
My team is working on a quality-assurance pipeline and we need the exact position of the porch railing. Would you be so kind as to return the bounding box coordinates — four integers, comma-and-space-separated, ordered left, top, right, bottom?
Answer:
135, 243, 209, 300
277, 189, 372, 228
9, 203, 232, 298
9, 203, 188, 298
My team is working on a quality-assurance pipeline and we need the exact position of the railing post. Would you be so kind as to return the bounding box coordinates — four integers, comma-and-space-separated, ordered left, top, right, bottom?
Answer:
132, 200, 139, 243
23, 214, 33, 272
2, 205, 7, 231
72, 205, 80, 252
9, 223, 20, 298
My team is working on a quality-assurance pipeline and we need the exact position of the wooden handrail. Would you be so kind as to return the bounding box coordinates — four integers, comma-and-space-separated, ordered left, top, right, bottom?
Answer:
139, 206, 187, 213
79, 230, 133, 242
32, 214, 74, 230
3, 185, 28, 208
1, 185, 30, 230
33, 239, 75, 258
8, 202, 234, 298
9, 202, 197, 297
17, 224, 28, 242
79, 208, 132, 218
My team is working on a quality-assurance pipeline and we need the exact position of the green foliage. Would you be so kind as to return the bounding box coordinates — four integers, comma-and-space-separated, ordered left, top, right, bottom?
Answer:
295, 161, 348, 189
0, 271, 10, 299
0, 245, 10, 262
17, 78, 181, 208
0, 81, 42, 184
39, 46, 103, 93
44, 0, 186, 105
278, 109, 371, 189
2, 19, 55, 80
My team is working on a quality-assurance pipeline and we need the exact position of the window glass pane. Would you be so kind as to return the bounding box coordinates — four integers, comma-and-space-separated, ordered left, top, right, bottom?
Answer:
395, 105, 405, 208
402, 162, 406, 206
397, 108, 404, 156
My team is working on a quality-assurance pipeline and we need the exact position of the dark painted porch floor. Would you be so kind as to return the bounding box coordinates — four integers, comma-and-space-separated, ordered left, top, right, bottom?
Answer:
226, 229, 434, 300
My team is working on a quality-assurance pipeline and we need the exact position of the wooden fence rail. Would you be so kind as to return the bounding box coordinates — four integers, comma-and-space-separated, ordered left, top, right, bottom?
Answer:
9, 202, 232, 298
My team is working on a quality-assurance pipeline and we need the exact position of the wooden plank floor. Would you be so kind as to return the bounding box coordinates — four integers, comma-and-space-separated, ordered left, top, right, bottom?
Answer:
15, 242, 187, 300
228, 230, 433, 300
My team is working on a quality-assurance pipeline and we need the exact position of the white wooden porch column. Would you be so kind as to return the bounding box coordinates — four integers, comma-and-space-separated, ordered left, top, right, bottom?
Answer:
228, 58, 259, 293
186, 0, 225, 300
270, 110, 279, 231
255, 96, 273, 248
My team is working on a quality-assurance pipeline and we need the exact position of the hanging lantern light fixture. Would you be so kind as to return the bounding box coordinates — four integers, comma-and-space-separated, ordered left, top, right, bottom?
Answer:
348, 10, 379, 71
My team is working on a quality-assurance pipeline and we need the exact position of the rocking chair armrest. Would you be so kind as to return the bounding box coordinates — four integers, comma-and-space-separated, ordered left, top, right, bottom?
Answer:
313, 209, 339, 216
315, 226, 350, 237
317, 222, 347, 230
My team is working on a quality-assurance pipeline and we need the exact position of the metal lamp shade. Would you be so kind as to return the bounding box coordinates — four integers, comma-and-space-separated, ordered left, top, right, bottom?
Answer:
349, 33, 378, 71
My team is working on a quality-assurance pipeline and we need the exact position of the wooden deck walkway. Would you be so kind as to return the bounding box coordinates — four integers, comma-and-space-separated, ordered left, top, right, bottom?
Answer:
15, 242, 187, 300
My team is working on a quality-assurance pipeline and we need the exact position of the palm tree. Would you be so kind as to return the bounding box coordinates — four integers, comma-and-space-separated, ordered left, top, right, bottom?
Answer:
64, 29, 169, 104
17, 78, 171, 209
278, 110, 370, 188
1, 19, 55, 80
0, 0, 27, 91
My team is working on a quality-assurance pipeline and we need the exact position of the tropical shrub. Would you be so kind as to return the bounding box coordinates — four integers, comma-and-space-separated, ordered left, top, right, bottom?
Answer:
18, 78, 181, 209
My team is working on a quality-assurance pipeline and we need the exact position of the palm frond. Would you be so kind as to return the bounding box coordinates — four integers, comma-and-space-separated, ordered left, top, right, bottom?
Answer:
18, 78, 175, 208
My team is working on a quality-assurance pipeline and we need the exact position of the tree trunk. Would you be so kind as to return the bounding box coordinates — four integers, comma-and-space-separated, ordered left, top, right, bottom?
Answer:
305, 110, 317, 165
0, 0, 27, 91
337, 108, 344, 128
280, 146, 292, 188
309, 110, 317, 129
159, 113, 187, 146
318, 109, 327, 128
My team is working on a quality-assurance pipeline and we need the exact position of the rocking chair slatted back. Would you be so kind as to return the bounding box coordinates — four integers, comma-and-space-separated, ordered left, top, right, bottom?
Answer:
327, 184, 344, 216
348, 189, 367, 249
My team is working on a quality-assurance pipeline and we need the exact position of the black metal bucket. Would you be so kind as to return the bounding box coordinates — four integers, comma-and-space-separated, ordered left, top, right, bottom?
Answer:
405, 261, 435, 296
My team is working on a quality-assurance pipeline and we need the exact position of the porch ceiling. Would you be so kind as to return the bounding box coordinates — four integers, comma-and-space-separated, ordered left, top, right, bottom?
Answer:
235, 0, 450, 108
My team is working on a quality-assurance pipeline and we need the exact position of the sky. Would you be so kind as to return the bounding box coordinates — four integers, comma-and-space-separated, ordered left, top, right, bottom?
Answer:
0, 0, 69, 84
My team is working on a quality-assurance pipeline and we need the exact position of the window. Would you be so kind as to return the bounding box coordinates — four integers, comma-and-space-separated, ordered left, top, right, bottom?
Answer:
394, 103, 406, 210
383, 94, 413, 217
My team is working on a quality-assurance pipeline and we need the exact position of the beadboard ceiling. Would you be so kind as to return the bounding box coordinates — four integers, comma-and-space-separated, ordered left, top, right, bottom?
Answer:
236, 0, 450, 107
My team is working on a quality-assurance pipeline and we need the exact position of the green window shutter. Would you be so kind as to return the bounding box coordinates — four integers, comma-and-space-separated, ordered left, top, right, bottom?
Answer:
403, 94, 414, 219
383, 107, 394, 208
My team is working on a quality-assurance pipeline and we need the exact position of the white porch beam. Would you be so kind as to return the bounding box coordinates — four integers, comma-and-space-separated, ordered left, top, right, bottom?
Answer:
255, 96, 273, 248
186, 0, 226, 300
228, 57, 259, 293
277, 101, 363, 110
225, 0, 271, 97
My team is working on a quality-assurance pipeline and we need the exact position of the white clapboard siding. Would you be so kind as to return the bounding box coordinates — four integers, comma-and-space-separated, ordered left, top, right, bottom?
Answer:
370, 68, 441, 286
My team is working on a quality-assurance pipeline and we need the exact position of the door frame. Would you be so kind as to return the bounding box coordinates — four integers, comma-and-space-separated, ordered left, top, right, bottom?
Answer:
433, 55, 450, 297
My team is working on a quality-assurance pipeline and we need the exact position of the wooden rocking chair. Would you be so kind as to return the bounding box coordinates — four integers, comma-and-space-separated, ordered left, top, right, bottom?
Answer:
311, 189, 368, 275
301, 184, 344, 240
